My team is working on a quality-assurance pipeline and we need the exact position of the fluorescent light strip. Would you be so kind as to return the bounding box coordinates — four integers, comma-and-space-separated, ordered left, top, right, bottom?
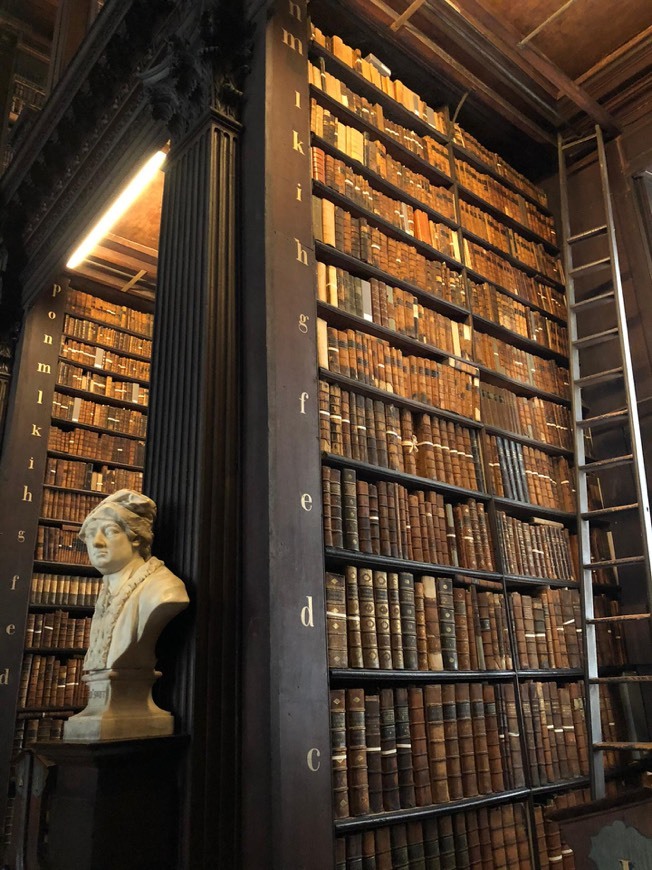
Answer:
66, 150, 166, 269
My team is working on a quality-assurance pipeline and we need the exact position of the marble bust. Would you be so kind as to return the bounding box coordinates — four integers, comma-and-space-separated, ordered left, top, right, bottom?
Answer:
64, 489, 189, 741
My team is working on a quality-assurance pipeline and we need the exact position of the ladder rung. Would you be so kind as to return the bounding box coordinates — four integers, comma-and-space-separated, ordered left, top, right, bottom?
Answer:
584, 555, 644, 570
589, 675, 652, 683
573, 327, 619, 349
582, 503, 639, 520
594, 742, 652, 750
576, 367, 623, 388
562, 133, 598, 150
579, 453, 632, 472
588, 612, 650, 624
571, 290, 615, 312
568, 225, 608, 244
570, 256, 612, 277
576, 409, 629, 431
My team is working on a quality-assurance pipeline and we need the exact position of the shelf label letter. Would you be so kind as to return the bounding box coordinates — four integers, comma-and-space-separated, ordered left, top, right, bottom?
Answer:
22, 486, 33, 503
289, 1, 302, 20
5, 625, 15, 635
298, 314, 309, 333
10, 576, 19, 590
300, 392, 309, 414
52, 283, 62, 297
0, 669, 9, 686
282, 29, 303, 55
31, 425, 42, 437
296, 182, 302, 201
48, 311, 56, 320
28, 457, 35, 470
295, 91, 301, 109
36, 390, 43, 405
301, 493, 313, 511
295, 239, 309, 266
36, 362, 51, 374
301, 596, 314, 627
619, 862, 633, 870
43, 333, 53, 345
292, 131, 305, 154
306, 748, 321, 771
17, 531, 25, 543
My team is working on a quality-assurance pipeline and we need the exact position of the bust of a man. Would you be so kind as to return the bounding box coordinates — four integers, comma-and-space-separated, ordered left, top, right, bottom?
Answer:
79, 489, 189, 672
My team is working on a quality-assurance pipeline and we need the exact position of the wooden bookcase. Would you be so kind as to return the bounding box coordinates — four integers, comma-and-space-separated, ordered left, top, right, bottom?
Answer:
0, 277, 153, 850
249, 8, 638, 868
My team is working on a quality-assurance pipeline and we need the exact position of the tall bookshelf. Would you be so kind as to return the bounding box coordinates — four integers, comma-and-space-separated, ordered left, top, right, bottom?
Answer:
305, 19, 636, 869
1, 278, 153, 850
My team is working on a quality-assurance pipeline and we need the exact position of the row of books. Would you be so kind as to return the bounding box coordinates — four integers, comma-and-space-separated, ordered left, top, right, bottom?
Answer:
14, 715, 68, 752
314, 190, 459, 265
43, 455, 143, 495
311, 25, 548, 211
311, 29, 448, 136
310, 85, 451, 190
30, 573, 100, 606
460, 200, 559, 281
496, 512, 576, 581
510, 588, 582, 670
48, 424, 145, 466
318, 321, 480, 421
64, 315, 152, 359
317, 253, 466, 315
455, 158, 556, 245
474, 331, 570, 400
330, 683, 524, 817
521, 681, 588, 784
34, 525, 89, 565
319, 381, 484, 491
485, 436, 576, 512
17, 654, 87, 709
326, 568, 510, 672
323, 467, 494, 569
56, 362, 149, 406
25, 611, 92, 650
464, 235, 562, 305
67, 288, 153, 336
479, 384, 572, 451
470, 281, 568, 356
41, 488, 102, 523
313, 143, 455, 228
61, 338, 150, 382
316, 263, 472, 358
52, 391, 147, 437
535, 787, 604, 870
335, 802, 533, 869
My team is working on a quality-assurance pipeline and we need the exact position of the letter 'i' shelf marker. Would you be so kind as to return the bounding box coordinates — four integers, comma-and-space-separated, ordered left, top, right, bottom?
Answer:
66, 150, 166, 269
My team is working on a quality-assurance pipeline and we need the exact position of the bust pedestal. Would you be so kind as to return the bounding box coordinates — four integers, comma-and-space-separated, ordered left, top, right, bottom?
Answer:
34, 736, 186, 870
63, 668, 173, 741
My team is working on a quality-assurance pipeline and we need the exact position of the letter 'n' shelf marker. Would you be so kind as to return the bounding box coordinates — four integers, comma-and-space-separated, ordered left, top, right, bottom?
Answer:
66, 151, 166, 269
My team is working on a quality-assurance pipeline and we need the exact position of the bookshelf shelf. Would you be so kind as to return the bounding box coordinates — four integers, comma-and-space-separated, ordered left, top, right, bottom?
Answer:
324, 546, 502, 584
516, 668, 584, 681
321, 453, 489, 502
317, 301, 472, 364
42, 484, 113, 499
465, 265, 566, 325
64, 312, 152, 341
309, 86, 453, 190
51, 417, 146, 441
504, 574, 579, 591
333, 787, 531, 833
461, 225, 562, 288
54, 383, 149, 411
62, 333, 151, 363
313, 181, 463, 272
46, 449, 143, 472
38, 515, 84, 527
330, 668, 516, 684
33, 560, 97, 574
529, 777, 591, 798
29, 603, 94, 614
319, 369, 482, 430
24, 648, 87, 656
483, 424, 572, 458
315, 241, 470, 320
312, 133, 459, 231
472, 315, 568, 365
492, 496, 575, 523
16, 706, 85, 715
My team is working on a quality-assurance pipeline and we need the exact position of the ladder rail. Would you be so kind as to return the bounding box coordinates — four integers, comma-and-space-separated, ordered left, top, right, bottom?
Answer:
557, 131, 605, 798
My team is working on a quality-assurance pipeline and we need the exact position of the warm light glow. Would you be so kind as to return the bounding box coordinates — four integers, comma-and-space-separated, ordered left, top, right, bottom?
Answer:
66, 150, 167, 269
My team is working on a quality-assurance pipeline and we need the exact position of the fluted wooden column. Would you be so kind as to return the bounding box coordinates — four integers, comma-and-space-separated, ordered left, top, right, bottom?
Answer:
144, 108, 240, 870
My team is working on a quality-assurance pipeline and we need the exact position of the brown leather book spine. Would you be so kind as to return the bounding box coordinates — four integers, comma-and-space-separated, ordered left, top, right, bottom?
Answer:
489, 806, 508, 868
319, 379, 331, 454
424, 684, 449, 804
422, 817, 441, 867
408, 687, 433, 806
368, 482, 381, 555
330, 689, 350, 818
406, 820, 426, 869
357, 478, 372, 555
343, 468, 360, 551
390, 825, 410, 870
379, 688, 400, 811
437, 577, 458, 670
394, 686, 417, 808
442, 683, 463, 800
346, 688, 370, 816
453, 585, 471, 670
422, 575, 443, 670
335, 837, 346, 870
399, 573, 418, 670
470, 681, 492, 794
345, 565, 364, 668
387, 572, 405, 669
414, 580, 429, 670
375, 827, 393, 870
373, 570, 393, 669
364, 693, 383, 814
325, 572, 348, 668
438, 815, 456, 870
456, 682, 479, 796
358, 565, 380, 668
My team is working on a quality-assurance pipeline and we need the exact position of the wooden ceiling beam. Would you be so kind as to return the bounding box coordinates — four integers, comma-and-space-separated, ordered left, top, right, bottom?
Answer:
450, 0, 621, 135
389, 0, 427, 31
518, 0, 580, 47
